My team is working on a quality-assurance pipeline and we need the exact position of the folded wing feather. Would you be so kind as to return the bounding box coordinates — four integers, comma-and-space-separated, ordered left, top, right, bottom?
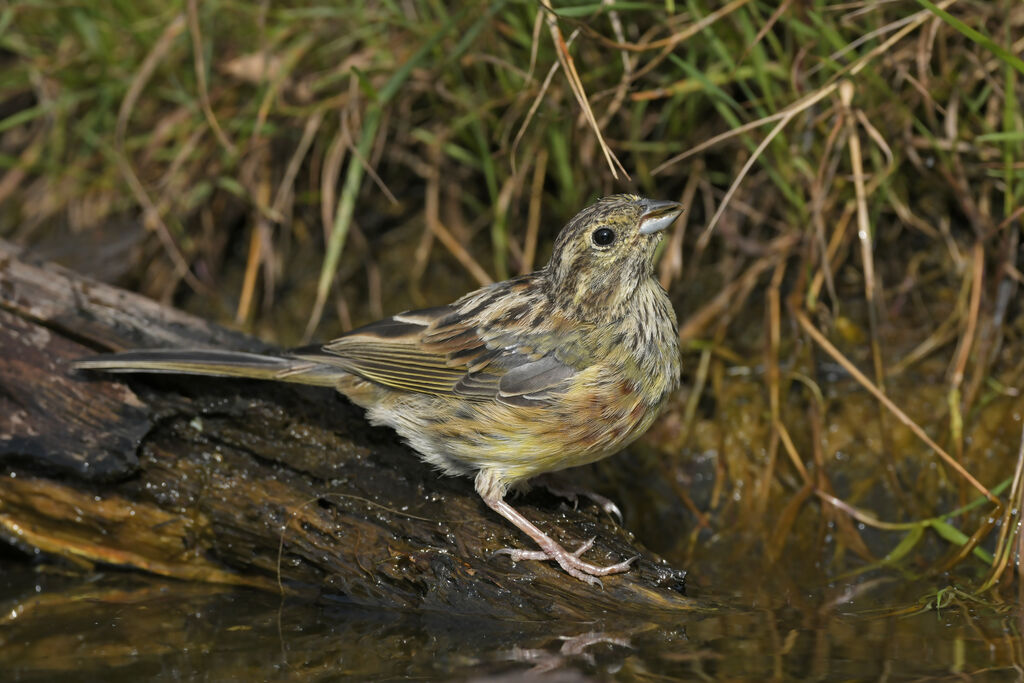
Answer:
292, 305, 579, 408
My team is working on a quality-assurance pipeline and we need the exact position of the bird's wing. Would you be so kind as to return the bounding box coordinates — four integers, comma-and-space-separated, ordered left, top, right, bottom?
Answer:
290, 302, 583, 407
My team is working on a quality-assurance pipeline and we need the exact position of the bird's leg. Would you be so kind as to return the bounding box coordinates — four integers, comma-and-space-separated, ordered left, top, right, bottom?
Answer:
475, 470, 636, 586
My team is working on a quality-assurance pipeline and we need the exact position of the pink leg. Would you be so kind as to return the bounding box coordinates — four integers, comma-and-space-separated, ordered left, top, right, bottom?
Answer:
475, 470, 636, 586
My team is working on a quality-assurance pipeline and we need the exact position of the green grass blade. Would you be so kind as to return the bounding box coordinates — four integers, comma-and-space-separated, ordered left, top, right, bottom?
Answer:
914, 0, 1024, 77
308, 6, 470, 338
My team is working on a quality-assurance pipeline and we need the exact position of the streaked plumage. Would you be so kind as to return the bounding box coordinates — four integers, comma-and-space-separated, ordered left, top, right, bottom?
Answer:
76, 194, 683, 584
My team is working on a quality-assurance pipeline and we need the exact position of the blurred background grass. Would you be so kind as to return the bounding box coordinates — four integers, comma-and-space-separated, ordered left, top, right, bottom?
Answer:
2, 0, 1023, 592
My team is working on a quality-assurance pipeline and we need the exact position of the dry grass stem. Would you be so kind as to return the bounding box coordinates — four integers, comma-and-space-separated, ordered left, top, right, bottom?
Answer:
116, 15, 186, 148
538, 0, 627, 180
794, 309, 998, 507
520, 148, 547, 275
186, 0, 236, 155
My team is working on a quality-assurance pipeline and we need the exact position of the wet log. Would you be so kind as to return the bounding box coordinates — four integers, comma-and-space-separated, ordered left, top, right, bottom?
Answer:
0, 240, 694, 618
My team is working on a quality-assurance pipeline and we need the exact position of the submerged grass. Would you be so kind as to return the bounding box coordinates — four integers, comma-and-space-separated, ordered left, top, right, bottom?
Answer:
1, 0, 1023, 598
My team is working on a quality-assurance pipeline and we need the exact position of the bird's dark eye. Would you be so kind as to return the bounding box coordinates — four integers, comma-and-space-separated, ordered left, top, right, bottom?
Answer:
591, 228, 616, 246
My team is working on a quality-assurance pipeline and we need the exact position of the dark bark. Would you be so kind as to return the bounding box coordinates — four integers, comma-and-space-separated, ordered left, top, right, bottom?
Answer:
0, 241, 695, 618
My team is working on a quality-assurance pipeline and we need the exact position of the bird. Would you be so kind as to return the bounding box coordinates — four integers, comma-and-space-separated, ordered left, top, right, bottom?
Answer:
75, 194, 684, 585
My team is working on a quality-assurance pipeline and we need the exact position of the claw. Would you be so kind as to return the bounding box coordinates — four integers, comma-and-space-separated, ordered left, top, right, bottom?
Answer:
571, 537, 596, 557
602, 500, 624, 525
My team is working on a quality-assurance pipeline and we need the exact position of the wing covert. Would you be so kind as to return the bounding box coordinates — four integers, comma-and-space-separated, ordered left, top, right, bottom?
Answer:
290, 302, 580, 407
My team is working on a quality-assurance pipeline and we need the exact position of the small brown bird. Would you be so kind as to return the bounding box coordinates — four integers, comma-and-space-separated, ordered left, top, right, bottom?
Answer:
76, 194, 683, 584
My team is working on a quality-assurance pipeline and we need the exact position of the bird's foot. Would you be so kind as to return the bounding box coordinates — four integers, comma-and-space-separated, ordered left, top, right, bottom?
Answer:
539, 479, 623, 524
494, 536, 637, 587
477, 469, 636, 586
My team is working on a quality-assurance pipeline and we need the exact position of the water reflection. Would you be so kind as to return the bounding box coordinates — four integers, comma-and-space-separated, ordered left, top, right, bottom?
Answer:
1, 563, 1022, 680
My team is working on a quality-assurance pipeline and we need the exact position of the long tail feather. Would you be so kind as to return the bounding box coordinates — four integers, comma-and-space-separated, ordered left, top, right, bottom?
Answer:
73, 349, 342, 387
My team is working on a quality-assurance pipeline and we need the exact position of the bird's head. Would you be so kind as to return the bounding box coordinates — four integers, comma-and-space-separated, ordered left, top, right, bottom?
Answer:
544, 194, 683, 319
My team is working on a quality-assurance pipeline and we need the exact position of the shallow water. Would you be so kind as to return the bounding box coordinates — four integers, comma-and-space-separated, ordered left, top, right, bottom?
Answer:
3, 560, 1022, 681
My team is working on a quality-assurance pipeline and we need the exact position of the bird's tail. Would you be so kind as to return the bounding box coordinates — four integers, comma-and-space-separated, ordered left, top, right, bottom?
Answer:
73, 349, 342, 387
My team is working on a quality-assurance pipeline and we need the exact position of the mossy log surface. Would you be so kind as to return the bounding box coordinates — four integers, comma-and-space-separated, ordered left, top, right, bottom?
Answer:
0, 241, 693, 619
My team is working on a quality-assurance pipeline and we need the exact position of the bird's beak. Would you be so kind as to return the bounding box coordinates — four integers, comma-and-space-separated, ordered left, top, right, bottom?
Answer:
637, 199, 684, 235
